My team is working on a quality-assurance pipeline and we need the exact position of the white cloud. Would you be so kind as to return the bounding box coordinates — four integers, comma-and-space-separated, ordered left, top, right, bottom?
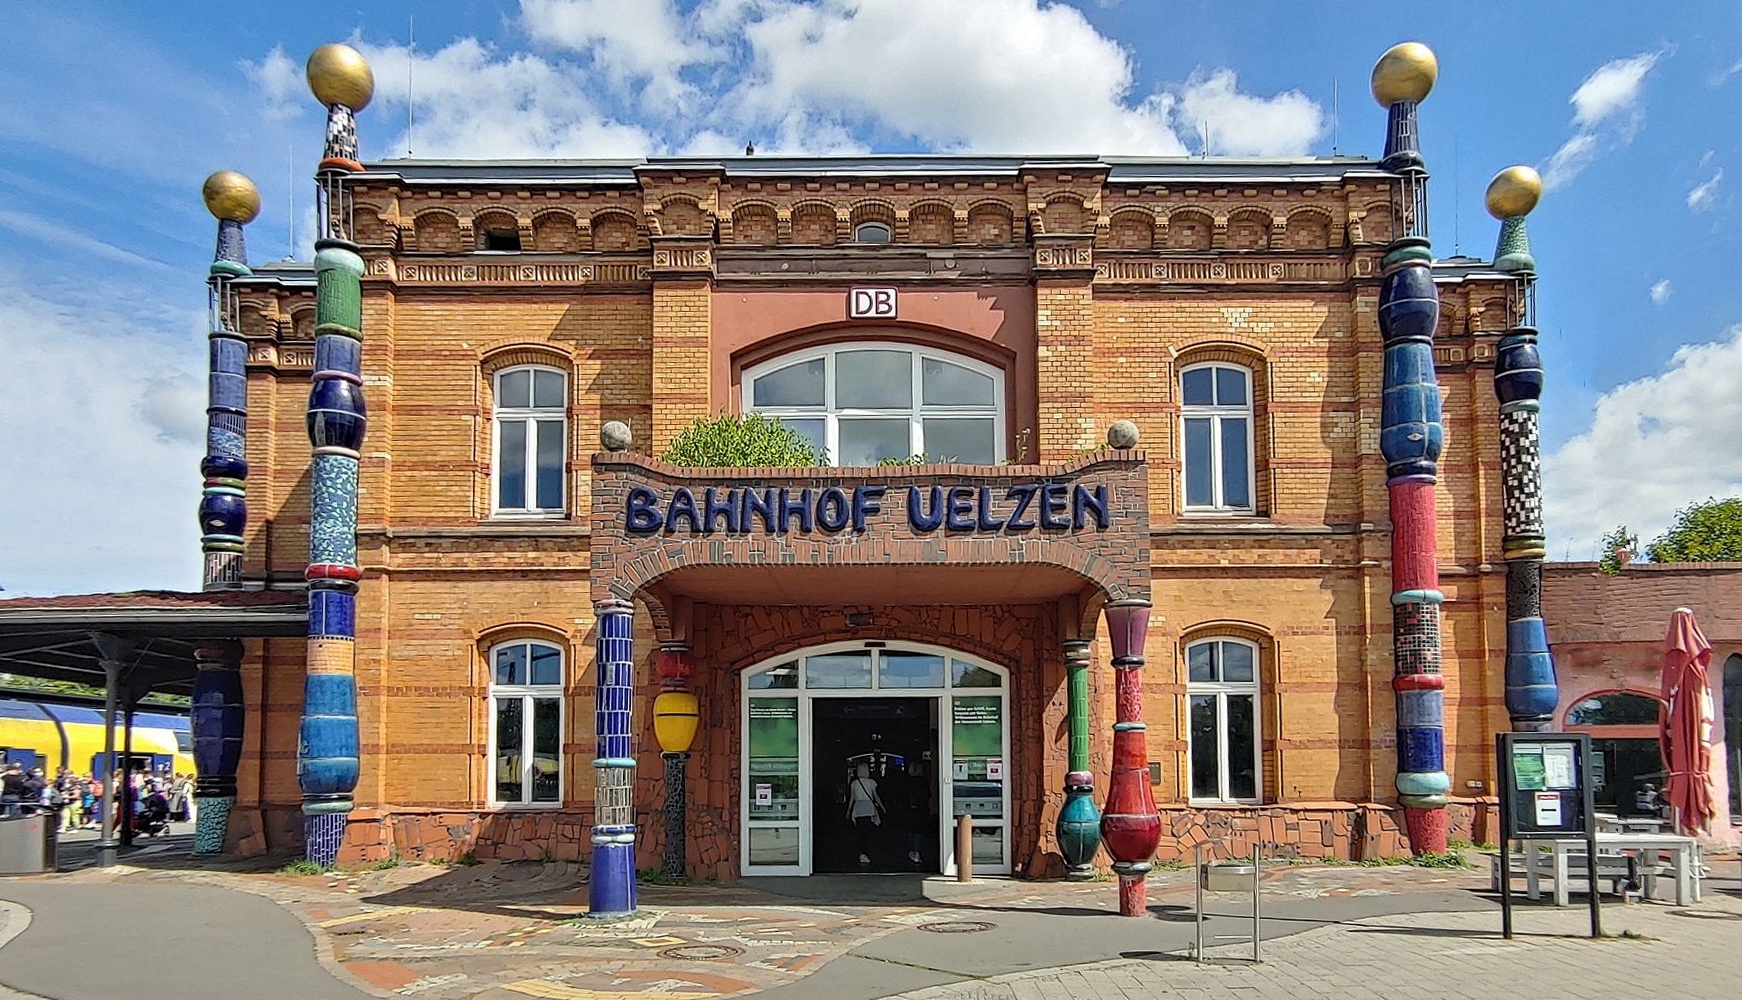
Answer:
1650, 279, 1672, 305
1541, 50, 1663, 191
1172, 69, 1322, 157
520, 0, 716, 108
1688, 168, 1723, 212
1544, 325, 1742, 560
241, 46, 304, 121
0, 270, 205, 596
1570, 51, 1660, 128
0, 206, 170, 271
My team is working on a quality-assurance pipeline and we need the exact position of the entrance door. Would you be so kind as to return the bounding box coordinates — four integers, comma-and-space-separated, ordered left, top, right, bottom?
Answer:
811, 697, 938, 873
741, 642, 1010, 876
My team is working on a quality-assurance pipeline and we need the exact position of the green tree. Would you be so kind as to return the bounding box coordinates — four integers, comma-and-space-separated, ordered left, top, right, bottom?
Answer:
1596, 525, 1638, 577
1645, 497, 1742, 563
662, 413, 823, 467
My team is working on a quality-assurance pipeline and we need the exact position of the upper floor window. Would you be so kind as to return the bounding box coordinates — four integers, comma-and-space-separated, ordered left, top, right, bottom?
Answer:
494, 366, 566, 516
482, 228, 522, 252
1181, 363, 1253, 513
745, 343, 1003, 465
489, 639, 563, 806
1186, 637, 1260, 803
854, 222, 892, 244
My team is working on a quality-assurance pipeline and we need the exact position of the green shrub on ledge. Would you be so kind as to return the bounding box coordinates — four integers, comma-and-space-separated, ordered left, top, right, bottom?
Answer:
663, 413, 824, 467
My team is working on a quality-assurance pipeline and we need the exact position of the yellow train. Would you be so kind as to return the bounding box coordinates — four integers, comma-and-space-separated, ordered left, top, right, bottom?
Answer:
0, 698, 193, 778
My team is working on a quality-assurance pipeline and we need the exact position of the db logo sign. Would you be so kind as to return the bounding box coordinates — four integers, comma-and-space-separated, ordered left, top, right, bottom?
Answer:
848, 287, 898, 319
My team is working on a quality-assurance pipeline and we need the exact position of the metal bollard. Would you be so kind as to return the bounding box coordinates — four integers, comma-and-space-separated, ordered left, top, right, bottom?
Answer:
956, 813, 973, 882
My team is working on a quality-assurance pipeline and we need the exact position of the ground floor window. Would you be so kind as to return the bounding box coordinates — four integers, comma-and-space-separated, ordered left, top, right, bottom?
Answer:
742, 642, 1009, 876
1186, 637, 1260, 803
489, 640, 563, 806
1565, 690, 1665, 816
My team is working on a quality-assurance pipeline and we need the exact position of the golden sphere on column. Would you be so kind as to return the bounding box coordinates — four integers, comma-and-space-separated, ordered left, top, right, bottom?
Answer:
1370, 42, 1439, 106
201, 170, 261, 223
1485, 166, 1544, 219
306, 43, 375, 111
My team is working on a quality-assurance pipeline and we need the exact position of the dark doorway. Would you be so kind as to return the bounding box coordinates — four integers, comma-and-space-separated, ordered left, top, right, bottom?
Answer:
1594, 738, 1666, 816
811, 698, 939, 873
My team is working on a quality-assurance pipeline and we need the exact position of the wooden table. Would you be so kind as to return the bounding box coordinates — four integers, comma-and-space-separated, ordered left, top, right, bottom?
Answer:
1524, 832, 1701, 906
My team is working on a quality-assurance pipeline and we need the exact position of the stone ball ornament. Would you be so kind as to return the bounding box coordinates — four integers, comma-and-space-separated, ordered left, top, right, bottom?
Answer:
600, 420, 633, 452
1485, 165, 1543, 220
306, 43, 375, 111
1107, 420, 1140, 450
1370, 41, 1439, 106
202, 170, 261, 223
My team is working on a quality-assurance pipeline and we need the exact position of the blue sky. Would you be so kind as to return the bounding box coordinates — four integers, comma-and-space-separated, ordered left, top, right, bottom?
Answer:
1, 0, 1739, 595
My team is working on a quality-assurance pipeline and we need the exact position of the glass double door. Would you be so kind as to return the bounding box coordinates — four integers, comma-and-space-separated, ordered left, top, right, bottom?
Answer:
741, 643, 1010, 876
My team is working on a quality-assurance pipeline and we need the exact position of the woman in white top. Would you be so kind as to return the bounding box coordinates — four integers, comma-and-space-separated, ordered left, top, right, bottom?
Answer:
846, 763, 885, 866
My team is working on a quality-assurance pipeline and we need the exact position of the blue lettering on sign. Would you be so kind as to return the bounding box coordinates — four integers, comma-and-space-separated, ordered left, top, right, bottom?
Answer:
622, 481, 1114, 536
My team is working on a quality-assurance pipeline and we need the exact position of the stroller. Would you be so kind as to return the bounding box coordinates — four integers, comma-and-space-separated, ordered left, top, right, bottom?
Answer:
132, 784, 171, 837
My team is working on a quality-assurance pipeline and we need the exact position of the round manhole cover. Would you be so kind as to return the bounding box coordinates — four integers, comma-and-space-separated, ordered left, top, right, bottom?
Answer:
658, 944, 746, 961
917, 920, 996, 934
1670, 909, 1742, 921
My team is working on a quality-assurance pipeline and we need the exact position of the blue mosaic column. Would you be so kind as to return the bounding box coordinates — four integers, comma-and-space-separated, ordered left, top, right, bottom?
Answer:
298, 43, 374, 868
194, 170, 259, 854
590, 600, 638, 917
1486, 167, 1559, 733
1373, 42, 1449, 854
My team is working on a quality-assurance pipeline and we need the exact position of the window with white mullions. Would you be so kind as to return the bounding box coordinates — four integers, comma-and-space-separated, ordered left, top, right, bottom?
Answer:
1185, 638, 1261, 803
745, 343, 1003, 466
1181, 363, 1254, 512
489, 640, 564, 806
493, 366, 566, 515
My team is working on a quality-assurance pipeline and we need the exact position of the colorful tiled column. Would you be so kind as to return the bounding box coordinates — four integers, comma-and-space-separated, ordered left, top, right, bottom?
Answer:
1099, 601, 1160, 916
1055, 638, 1101, 879
1373, 42, 1450, 854
193, 170, 259, 854
591, 599, 638, 916
1486, 167, 1559, 732
298, 43, 374, 868
653, 642, 698, 879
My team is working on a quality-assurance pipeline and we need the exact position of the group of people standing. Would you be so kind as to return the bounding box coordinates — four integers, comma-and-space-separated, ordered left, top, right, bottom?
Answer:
0, 762, 195, 833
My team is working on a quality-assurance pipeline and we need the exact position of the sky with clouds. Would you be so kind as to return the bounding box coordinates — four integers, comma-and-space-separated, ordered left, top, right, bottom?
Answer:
1, 0, 1740, 595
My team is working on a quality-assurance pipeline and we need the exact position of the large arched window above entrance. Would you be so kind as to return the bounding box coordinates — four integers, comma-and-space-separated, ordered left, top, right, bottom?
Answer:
744, 343, 1004, 466
488, 639, 564, 807
1566, 692, 1662, 727
741, 642, 1009, 877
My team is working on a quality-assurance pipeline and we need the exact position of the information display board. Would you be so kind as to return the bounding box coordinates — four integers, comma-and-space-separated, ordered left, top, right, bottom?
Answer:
1494, 732, 1600, 939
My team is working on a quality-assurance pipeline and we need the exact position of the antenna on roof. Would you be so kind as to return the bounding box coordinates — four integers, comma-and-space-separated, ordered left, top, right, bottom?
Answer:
1201, 120, 1211, 158
286, 140, 295, 260
1331, 78, 1340, 155
745, 141, 755, 156
1452, 136, 1462, 256
407, 15, 415, 157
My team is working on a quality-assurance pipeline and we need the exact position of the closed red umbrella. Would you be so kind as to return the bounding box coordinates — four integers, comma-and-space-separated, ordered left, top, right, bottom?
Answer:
1660, 607, 1717, 836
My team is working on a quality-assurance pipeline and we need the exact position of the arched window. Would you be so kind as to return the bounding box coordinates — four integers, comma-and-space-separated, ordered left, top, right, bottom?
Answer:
744, 343, 1003, 465
1185, 637, 1260, 802
1181, 363, 1254, 512
489, 639, 564, 806
853, 222, 892, 244
1726, 655, 1742, 814
493, 366, 566, 515
1566, 692, 1663, 727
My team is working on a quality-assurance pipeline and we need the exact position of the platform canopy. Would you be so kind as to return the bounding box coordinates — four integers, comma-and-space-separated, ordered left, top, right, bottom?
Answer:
0, 590, 307, 697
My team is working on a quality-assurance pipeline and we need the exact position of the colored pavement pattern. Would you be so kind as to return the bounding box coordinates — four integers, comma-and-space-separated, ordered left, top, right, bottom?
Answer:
1, 836, 1740, 999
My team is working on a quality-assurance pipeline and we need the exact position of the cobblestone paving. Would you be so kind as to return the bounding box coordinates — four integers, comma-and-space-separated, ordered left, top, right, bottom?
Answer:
892, 892, 1742, 1000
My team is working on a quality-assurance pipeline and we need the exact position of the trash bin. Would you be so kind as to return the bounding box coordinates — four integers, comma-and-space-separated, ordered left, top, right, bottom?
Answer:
1199, 860, 1256, 892
0, 812, 57, 874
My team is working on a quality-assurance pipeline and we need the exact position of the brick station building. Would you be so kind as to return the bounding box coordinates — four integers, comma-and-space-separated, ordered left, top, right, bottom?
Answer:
222, 153, 1528, 875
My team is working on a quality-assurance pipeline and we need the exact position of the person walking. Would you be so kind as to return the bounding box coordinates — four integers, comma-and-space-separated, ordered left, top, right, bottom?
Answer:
845, 763, 885, 867
1, 762, 25, 816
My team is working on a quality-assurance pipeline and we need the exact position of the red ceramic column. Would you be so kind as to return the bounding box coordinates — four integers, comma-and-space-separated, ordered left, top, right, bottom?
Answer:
1099, 600, 1160, 916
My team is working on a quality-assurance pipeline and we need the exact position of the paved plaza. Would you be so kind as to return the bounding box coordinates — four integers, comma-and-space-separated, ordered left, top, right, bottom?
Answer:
1, 835, 1739, 1000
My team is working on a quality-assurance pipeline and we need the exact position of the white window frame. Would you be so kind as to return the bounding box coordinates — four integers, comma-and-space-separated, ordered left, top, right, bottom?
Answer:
739, 641, 1010, 877
1184, 637, 1263, 805
743, 342, 1005, 465
853, 221, 893, 244
1180, 362, 1256, 514
491, 365, 567, 518
487, 639, 565, 809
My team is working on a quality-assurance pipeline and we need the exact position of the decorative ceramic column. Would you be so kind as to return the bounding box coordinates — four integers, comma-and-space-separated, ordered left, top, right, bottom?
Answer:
1486, 167, 1559, 732
1099, 601, 1160, 916
298, 43, 374, 868
192, 170, 258, 854
590, 599, 638, 916
1055, 638, 1101, 878
653, 641, 698, 879
1373, 42, 1450, 854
